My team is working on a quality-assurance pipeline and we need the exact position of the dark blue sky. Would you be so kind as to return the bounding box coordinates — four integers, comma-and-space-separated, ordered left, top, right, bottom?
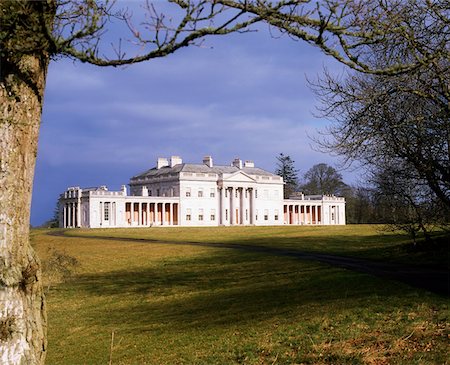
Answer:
31, 9, 355, 226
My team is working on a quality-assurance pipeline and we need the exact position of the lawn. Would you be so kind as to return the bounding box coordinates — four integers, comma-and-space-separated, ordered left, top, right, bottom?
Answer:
31, 227, 449, 364
64, 224, 449, 267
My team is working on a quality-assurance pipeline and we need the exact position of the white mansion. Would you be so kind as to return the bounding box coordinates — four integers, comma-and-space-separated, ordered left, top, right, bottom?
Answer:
59, 156, 346, 228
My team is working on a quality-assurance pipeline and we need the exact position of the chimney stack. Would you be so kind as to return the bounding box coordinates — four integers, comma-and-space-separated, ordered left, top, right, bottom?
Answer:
232, 158, 242, 169
170, 156, 182, 167
157, 157, 169, 169
203, 155, 213, 167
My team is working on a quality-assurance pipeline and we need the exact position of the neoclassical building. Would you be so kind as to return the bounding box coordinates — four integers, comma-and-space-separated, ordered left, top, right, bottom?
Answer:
59, 156, 346, 228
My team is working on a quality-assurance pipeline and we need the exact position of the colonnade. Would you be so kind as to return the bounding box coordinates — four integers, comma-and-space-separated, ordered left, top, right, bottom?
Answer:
126, 201, 179, 226
219, 186, 255, 225
62, 202, 80, 228
284, 204, 322, 225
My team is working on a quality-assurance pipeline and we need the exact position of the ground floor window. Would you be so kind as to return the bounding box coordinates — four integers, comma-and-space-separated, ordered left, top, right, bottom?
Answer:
104, 202, 110, 221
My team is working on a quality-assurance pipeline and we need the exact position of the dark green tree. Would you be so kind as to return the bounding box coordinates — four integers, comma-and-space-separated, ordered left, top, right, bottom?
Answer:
275, 153, 299, 199
301, 163, 347, 196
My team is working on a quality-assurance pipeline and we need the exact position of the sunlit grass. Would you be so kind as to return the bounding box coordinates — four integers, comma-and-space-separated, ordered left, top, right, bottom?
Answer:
63, 224, 448, 267
31, 229, 449, 365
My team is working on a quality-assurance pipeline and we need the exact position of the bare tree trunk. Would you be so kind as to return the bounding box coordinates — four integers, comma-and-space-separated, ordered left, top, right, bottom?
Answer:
0, 27, 50, 365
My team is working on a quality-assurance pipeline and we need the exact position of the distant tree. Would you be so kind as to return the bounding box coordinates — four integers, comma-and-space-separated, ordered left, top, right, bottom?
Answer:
40, 202, 60, 228
275, 153, 299, 199
301, 163, 347, 196
370, 161, 449, 243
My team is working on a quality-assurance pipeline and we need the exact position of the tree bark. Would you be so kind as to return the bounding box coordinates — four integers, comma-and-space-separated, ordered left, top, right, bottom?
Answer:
0, 2, 53, 363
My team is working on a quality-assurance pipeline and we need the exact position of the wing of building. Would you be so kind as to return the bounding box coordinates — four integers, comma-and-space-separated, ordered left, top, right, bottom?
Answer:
59, 156, 346, 228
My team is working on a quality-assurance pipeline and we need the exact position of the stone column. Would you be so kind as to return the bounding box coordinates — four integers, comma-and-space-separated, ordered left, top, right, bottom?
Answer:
161, 203, 165, 225
249, 188, 254, 225
138, 202, 142, 226
229, 187, 234, 225
72, 202, 76, 227
220, 187, 225, 225
63, 204, 67, 228
77, 196, 81, 228
239, 188, 244, 225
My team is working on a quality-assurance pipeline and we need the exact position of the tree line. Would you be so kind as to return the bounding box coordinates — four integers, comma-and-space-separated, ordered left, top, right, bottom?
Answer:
275, 152, 450, 241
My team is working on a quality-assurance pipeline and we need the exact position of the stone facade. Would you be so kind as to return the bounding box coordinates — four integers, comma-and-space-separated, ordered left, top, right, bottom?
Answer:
59, 156, 346, 228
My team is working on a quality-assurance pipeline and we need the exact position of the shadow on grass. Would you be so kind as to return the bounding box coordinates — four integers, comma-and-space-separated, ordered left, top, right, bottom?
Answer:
219, 233, 449, 268
64, 250, 428, 332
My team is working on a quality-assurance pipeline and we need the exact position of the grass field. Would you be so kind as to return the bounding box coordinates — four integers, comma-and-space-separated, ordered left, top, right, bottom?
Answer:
65, 224, 449, 267
31, 226, 449, 364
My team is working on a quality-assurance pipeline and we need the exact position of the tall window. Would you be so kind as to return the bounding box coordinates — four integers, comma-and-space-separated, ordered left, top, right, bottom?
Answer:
186, 187, 191, 197
198, 208, 204, 221
186, 208, 192, 221
210, 209, 216, 221
210, 188, 215, 197
264, 209, 268, 221
274, 209, 279, 221
104, 202, 110, 221
198, 189, 203, 197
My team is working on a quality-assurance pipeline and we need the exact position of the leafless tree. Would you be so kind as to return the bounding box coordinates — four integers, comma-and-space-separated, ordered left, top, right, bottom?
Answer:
312, 0, 449, 208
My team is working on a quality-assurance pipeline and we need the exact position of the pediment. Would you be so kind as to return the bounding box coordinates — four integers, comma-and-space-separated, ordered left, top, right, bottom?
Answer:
222, 171, 257, 183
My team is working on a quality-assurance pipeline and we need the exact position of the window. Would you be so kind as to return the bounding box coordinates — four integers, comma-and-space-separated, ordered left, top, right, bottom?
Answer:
149, 189, 152, 196
235, 189, 238, 198
104, 202, 110, 221
245, 209, 248, 221
210, 188, 215, 197
225, 209, 228, 220
198, 189, 203, 197
274, 209, 279, 221
156, 189, 160, 197
255, 210, 258, 221
255, 190, 258, 198
198, 208, 204, 221
186, 208, 192, 221
264, 209, 269, 221
263, 189, 269, 199
211, 209, 216, 221
186, 187, 191, 197
225, 189, 228, 197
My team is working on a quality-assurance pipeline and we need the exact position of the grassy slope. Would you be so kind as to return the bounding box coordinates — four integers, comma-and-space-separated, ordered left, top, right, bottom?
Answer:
32, 228, 449, 365
64, 224, 449, 267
